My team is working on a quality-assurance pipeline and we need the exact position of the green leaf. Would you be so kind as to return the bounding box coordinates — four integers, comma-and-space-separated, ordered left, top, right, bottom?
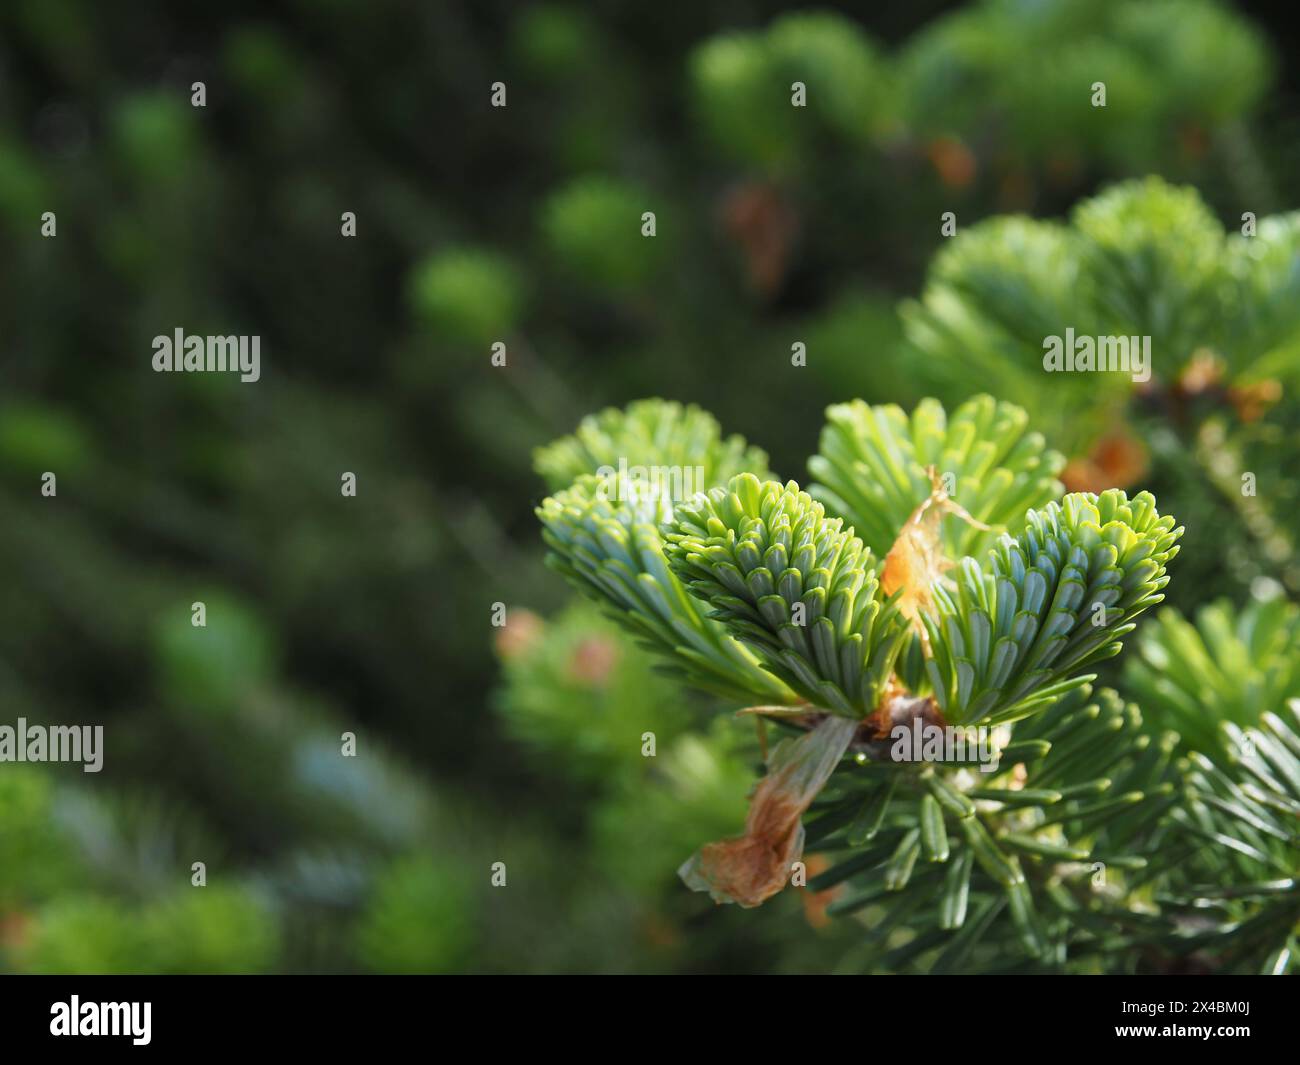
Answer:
664, 473, 908, 713
919, 793, 950, 862
885, 828, 923, 891
809, 394, 1064, 559
925, 489, 1182, 724
537, 475, 795, 704
1125, 598, 1300, 756
534, 398, 771, 494
939, 847, 974, 930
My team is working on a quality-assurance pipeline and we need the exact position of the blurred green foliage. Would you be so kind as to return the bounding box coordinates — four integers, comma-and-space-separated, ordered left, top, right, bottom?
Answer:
409, 248, 525, 345
354, 854, 476, 974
